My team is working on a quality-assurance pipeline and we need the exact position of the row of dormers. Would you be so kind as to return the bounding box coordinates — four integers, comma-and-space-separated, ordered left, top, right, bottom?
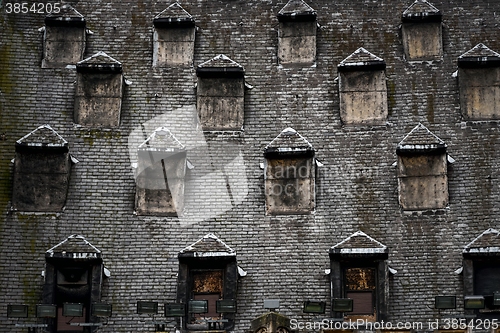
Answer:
11, 123, 451, 215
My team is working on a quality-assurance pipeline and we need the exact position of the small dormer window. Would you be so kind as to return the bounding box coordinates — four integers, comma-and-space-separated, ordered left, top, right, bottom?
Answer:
12, 125, 72, 212
153, 2, 195, 67
196, 55, 245, 131
42, 5, 86, 68
401, 0, 443, 61
458, 43, 500, 120
43, 235, 106, 333
74, 52, 123, 127
338, 48, 388, 126
396, 123, 450, 211
277, 0, 317, 65
135, 127, 187, 216
264, 128, 315, 215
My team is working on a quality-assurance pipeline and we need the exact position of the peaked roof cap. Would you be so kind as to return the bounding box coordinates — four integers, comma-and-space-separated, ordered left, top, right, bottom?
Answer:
154, 2, 195, 28
458, 43, 500, 68
338, 47, 386, 72
46, 234, 102, 260
264, 127, 314, 158
45, 4, 85, 27
397, 123, 446, 154
402, 0, 441, 22
138, 127, 185, 151
16, 125, 68, 152
277, 0, 316, 22
464, 228, 500, 256
76, 51, 122, 74
197, 54, 244, 78
330, 231, 388, 258
179, 233, 236, 258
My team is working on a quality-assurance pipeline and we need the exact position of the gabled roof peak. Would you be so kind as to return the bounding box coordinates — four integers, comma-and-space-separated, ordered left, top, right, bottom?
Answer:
45, 4, 85, 26
16, 124, 68, 148
464, 228, 500, 255
264, 127, 314, 157
402, 0, 441, 22
198, 54, 243, 69
330, 231, 388, 256
179, 233, 236, 257
397, 123, 446, 153
278, 0, 316, 21
153, 2, 195, 27
138, 127, 185, 151
338, 47, 385, 71
76, 51, 122, 73
46, 235, 102, 259
458, 43, 500, 68
197, 54, 244, 77
46, 4, 84, 18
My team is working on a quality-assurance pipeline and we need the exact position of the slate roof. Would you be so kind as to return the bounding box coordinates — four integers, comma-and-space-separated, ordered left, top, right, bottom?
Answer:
153, 2, 195, 27
264, 127, 314, 157
464, 228, 500, 254
277, 0, 316, 21
458, 43, 500, 67
16, 125, 68, 148
46, 235, 102, 259
179, 233, 236, 257
330, 231, 388, 255
397, 123, 446, 153
338, 47, 386, 71
402, 0, 441, 22
76, 51, 122, 73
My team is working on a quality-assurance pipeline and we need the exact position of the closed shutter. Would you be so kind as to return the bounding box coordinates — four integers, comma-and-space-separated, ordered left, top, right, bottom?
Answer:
347, 291, 374, 315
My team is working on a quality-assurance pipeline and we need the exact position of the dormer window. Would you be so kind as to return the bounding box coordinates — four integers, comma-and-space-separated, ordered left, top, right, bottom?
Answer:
401, 0, 443, 61
329, 231, 389, 322
338, 48, 388, 126
153, 2, 195, 67
458, 43, 500, 120
12, 125, 72, 212
277, 0, 317, 65
42, 5, 86, 68
43, 235, 107, 333
177, 234, 239, 331
264, 128, 315, 215
74, 52, 123, 127
196, 55, 245, 131
396, 123, 450, 211
135, 127, 187, 216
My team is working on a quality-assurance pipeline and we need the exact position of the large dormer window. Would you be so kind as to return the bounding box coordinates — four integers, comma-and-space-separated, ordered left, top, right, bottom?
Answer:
42, 4, 86, 68
74, 52, 123, 127
458, 43, 500, 120
396, 123, 451, 211
264, 128, 315, 215
277, 0, 317, 65
401, 0, 443, 61
153, 2, 195, 67
338, 48, 388, 126
196, 55, 245, 131
12, 125, 72, 212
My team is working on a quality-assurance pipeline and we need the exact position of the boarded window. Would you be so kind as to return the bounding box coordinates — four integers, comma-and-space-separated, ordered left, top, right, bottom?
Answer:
277, 0, 317, 65
192, 270, 224, 319
458, 44, 500, 121
401, 0, 443, 61
42, 5, 86, 68
338, 48, 388, 125
153, 3, 195, 67
74, 52, 123, 127
196, 55, 245, 131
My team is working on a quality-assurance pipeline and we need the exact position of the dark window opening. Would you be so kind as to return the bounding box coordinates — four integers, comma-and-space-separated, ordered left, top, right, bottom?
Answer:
191, 270, 224, 321
344, 267, 376, 315
474, 261, 500, 310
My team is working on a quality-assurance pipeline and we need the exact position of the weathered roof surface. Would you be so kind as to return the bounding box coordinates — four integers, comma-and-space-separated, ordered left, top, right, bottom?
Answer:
76, 51, 122, 73
264, 127, 314, 157
153, 2, 195, 27
179, 233, 236, 257
464, 228, 500, 254
458, 43, 500, 67
16, 125, 68, 147
138, 127, 185, 151
278, 0, 316, 20
331, 231, 388, 255
46, 235, 101, 259
402, 0, 441, 21
338, 47, 386, 71
397, 123, 446, 153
